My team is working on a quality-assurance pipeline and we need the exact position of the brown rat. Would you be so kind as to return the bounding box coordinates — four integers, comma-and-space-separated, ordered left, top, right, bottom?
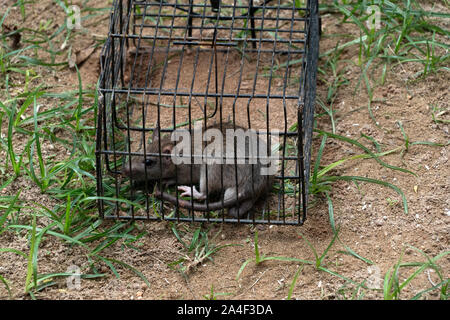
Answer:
121, 127, 201, 187
122, 122, 275, 218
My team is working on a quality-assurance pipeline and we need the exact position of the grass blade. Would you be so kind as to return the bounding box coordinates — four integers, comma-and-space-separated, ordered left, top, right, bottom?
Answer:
0, 190, 21, 230
321, 175, 408, 214
24, 213, 37, 293
236, 258, 252, 281
324, 191, 335, 233
0, 274, 11, 298
102, 257, 151, 288
0, 248, 27, 258
315, 129, 416, 177
287, 265, 304, 300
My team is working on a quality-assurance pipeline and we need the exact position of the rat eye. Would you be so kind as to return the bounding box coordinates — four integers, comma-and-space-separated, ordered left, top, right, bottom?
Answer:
145, 159, 154, 166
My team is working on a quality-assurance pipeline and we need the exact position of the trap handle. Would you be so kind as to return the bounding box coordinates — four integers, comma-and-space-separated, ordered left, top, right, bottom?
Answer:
210, 0, 220, 12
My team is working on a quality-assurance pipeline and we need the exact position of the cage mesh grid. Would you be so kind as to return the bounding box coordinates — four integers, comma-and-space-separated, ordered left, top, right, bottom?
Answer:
96, 0, 319, 225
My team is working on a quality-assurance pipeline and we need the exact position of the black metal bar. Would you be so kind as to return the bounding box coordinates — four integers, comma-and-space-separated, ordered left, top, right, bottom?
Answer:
249, 0, 256, 49
96, 48, 107, 219
97, 0, 319, 226
103, 214, 302, 225
99, 88, 305, 99
210, 0, 220, 12
230, 0, 242, 222
134, 3, 308, 13
99, 149, 300, 162
110, 33, 307, 44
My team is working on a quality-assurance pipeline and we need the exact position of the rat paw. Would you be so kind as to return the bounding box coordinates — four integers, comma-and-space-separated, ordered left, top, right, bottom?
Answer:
178, 185, 206, 200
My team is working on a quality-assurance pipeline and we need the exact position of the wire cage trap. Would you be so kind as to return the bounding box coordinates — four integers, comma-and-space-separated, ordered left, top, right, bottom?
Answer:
96, 0, 320, 225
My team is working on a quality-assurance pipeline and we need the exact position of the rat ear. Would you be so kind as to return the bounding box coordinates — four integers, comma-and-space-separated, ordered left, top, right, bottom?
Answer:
151, 126, 160, 142
162, 144, 173, 164
162, 144, 173, 155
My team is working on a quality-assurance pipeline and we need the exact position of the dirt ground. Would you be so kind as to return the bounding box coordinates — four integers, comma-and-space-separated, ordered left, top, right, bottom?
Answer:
0, 0, 448, 300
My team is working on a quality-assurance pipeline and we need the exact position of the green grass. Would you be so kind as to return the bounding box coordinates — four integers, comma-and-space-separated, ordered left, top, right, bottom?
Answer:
0, 0, 153, 298
237, 228, 449, 300
312, 0, 449, 234
169, 224, 239, 275
320, 0, 450, 125
383, 246, 449, 300
250, 0, 449, 299
237, 229, 375, 299
202, 283, 233, 300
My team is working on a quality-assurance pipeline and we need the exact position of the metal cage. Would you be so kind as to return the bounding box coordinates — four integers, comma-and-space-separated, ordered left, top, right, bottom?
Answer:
96, 0, 319, 225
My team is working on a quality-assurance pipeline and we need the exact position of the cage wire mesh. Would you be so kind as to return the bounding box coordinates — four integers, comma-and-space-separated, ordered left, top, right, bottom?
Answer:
96, 0, 319, 225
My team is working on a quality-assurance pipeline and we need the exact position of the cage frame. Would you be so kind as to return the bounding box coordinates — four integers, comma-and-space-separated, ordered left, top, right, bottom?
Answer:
96, 0, 320, 225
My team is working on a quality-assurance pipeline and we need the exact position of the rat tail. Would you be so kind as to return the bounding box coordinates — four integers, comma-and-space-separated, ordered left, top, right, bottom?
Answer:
154, 190, 252, 212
